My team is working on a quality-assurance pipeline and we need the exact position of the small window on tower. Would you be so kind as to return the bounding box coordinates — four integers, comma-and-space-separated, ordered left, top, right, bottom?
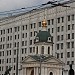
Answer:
36, 37, 39, 42
48, 37, 51, 42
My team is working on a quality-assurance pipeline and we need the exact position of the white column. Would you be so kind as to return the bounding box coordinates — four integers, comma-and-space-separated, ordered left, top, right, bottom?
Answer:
45, 68, 47, 75
41, 67, 44, 75
36, 67, 39, 75
59, 69, 62, 75
38, 45, 41, 54
34, 67, 36, 75
23, 68, 26, 75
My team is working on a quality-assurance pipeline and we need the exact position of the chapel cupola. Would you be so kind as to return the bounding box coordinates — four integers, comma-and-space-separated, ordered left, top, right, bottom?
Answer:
34, 19, 53, 55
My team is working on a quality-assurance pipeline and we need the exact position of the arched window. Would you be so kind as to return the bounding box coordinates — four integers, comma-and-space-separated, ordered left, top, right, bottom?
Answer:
36, 46, 38, 54
41, 46, 44, 54
48, 47, 50, 54
50, 72, 53, 75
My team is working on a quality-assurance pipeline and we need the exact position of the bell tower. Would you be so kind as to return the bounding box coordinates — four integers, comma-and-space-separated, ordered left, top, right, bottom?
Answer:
34, 19, 53, 55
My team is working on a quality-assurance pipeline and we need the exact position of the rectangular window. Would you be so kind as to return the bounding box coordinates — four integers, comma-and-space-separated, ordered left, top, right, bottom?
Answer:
22, 41, 24, 46
51, 19, 54, 25
61, 26, 64, 31
61, 17, 64, 22
72, 52, 74, 57
30, 24, 33, 29
25, 25, 27, 30
39, 22, 41, 27
67, 42, 70, 49
30, 40, 32, 45
68, 25, 70, 30
57, 35, 60, 41
22, 25, 24, 30
72, 33, 74, 39
61, 43, 63, 49
72, 14, 74, 20
57, 27, 60, 32
67, 34, 70, 39
61, 35, 63, 40
71, 41, 74, 48
52, 28, 54, 33
57, 18, 60, 23
57, 44, 59, 50
61, 53, 63, 58
30, 47, 32, 53
72, 24, 74, 30
47, 20, 50, 25
68, 15, 70, 21
67, 52, 70, 58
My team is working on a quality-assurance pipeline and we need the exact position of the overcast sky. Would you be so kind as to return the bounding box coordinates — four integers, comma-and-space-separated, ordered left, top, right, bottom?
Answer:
0, 0, 69, 17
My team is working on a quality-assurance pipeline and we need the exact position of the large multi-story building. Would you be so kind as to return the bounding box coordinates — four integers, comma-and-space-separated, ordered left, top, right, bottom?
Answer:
0, 0, 75, 75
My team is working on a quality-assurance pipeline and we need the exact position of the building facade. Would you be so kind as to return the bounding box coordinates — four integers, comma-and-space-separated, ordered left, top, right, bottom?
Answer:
0, 0, 75, 75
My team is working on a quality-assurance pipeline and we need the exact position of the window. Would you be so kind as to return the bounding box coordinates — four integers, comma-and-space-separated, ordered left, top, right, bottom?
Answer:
67, 52, 70, 58
30, 47, 32, 53
22, 49, 24, 54
36, 46, 38, 54
50, 72, 53, 75
61, 43, 63, 49
71, 61, 74, 65
61, 53, 63, 58
57, 53, 59, 58
71, 41, 74, 48
18, 26, 20, 31
34, 23, 36, 28
67, 34, 70, 39
48, 28, 50, 32
41, 46, 44, 54
57, 44, 59, 50
51, 19, 54, 25
67, 61, 70, 65
47, 20, 50, 25
72, 24, 74, 30
30, 40, 32, 45
7, 29, 9, 33
39, 22, 41, 27
61, 35, 63, 40
67, 42, 70, 48
52, 28, 54, 33
14, 27, 17, 32
15, 35, 17, 40
22, 33, 24, 38
72, 14, 74, 20
48, 47, 50, 54
30, 32, 32, 37
68, 25, 70, 30
22, 41, 24, 46
57, 27, 60, 32
72, 52, 74, 57
10, 28, 12, 33
25, 25, 27, 30
22, 25, 24, 30
61, 26, 64, 31
68, 15, 70, 21
25, 41, 27, 46
72, 33, 74, 39
57, 18, 60, 23
33, 47, 35, 52
61, 17, 64, 22
25, 33, 27, 38
14, 50, 16, 55
30, 24, 33, 29
57, 35, 60, 41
